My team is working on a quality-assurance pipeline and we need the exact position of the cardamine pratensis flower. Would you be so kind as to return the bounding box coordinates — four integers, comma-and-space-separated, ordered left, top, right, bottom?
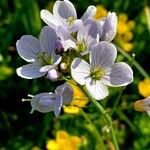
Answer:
71, 41, 133, 100
46, 130, 82, 150
138, 78, 150, 97
30, 83, 73, 117
63, 80, 89, 114
134, 97, 150, 116
16, 26, 62, 79
41, 0, 96, 32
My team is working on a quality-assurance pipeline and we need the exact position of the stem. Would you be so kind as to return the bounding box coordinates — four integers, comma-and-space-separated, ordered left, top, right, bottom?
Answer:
144, 6, 150, 34
116, 45, 149, 78
111, 87, 125, 116
82, 86, 119, 150
80, 109, 106, 150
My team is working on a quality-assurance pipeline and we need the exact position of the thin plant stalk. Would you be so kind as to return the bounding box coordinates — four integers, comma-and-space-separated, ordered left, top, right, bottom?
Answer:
82, 86, 119, 150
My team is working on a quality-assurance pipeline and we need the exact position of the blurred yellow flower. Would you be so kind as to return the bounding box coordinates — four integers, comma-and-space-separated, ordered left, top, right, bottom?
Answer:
63, 81, 89, 114
94, 5, 107, 19
138, 79, 150, 97
46, 130, 82, 150
94, 5, 134, 52
134, 97, 150, 116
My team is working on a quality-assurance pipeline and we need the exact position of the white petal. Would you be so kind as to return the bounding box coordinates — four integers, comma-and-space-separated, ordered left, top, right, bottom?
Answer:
147, 110, 150, 117
90, 42, 117, 69
39, 64, 56, 72
71, 58, 90, 85
81, 6, 97, 20
63, 40, 77, 51
54, 96, 63, 117
40, 9, 62, 30
16, 35, 40, 62
53, 0, 77, 20
68, 19, 82, 32
55, 83, 73, 105
86, 78, 109, 100
16, 63, 46, 79
31, 93, 55, 113
39, 26, 57, 56
106, 62, 133, 87
101, 12, 117, 42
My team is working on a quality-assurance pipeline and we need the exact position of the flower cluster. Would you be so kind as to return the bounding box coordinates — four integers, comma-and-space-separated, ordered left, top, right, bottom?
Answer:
46, 130, 82, 150
16, 0, 133, 116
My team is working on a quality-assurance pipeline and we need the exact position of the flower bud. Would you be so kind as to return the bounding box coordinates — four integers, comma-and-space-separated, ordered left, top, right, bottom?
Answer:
47, 69, 60, 81
55, 40, 64, 55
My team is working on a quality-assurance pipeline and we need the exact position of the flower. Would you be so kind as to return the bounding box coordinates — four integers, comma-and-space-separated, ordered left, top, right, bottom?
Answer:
94, 5, 107, 20
16, 26, 62, 79
63, 80, 89, 114
46, 130, 82, 150
138, 78, 150, 97
116, 13, 135, 52
134, 97, 150, 116
71, 41, 133, 100
57, 19, 101, 54
41, 0, 96, 32
30, 83, 73, 117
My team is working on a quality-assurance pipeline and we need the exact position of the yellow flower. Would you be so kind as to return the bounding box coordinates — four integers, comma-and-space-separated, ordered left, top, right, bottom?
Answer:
46, 130, 82, 150
94, 5, 108, 19
122, 42, 134, 52
138, 79, 150, 97
63, 80, 89, 114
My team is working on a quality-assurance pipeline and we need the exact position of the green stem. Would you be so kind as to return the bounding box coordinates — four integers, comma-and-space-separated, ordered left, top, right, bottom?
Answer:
116, 45, 149, 78
111, 87, 125, 116
80, 109, 106, 150
82, 86, 119, 150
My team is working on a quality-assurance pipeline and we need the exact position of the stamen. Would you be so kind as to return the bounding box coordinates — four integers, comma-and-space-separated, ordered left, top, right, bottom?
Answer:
90, 67, 105, 80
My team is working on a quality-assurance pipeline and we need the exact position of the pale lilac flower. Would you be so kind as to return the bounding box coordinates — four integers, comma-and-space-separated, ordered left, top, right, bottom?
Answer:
100, 12, 117, 42
16, 26, 62, 79
57, 19, 101, 54
71, 41, 133, 100
40, 0, 96, 32
31, 83, 73, 117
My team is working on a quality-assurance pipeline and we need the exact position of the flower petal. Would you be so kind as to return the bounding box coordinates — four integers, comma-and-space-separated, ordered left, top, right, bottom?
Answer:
71, 58, 90, 85
40, 9, 62, 30
107, 62, 133, 87
101, 12, 117, 42
86, 78, 109, 100
31, 93, 55, 113
16, 35, 40, 62
90, 42, 117, 69
39, 26, 58, 56
53, 0, 77, 20
55, 83, 74, 105
16, 63, 46, 79
81, 6, 97, 20
54, 96, 63, 117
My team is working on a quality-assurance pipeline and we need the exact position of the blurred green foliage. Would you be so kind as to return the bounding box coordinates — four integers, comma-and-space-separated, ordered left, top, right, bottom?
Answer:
0, 0, 150, 149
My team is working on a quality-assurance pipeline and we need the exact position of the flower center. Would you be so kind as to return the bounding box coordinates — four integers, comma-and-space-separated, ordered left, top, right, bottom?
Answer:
66, 17, 74, 26
90, 67, 105, 80
77, 40, 87, 52
37, 52, 53, 66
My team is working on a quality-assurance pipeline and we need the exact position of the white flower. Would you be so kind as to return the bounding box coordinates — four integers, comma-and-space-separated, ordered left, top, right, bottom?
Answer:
16, 26, 62, 79
31, 83, 74, 117
40, 0, 97, 32
71, 41, 133, 100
